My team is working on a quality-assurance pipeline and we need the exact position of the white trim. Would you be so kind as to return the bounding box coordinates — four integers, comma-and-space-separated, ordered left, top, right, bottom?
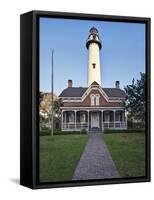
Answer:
61, 106, 125, 110
62, 96, 125, 100
108, 97, 125, 100
114, 110, 115, 128
74, 110, 76, 128
62, 97, 81, 99
62, 99, 81, 102
62, 99, 122, 103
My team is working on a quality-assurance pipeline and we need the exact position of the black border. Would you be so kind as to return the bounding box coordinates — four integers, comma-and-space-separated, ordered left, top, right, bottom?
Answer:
20, 10, 151, 189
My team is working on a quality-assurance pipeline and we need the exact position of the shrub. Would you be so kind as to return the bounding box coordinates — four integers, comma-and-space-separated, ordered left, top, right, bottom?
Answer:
39, 130, 81, 136
80, 129, 87, 134
40, 130, 50, 136
104, 128, 145, 134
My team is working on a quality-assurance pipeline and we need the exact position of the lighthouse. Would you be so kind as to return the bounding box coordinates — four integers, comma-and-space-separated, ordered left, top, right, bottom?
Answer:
86, 27, 102, 86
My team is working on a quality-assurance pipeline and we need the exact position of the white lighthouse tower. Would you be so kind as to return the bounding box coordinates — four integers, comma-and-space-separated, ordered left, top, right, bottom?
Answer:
86, 27, 102, 86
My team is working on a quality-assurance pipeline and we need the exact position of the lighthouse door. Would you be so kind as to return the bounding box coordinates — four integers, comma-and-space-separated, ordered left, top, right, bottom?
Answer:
91, 112, 99, 128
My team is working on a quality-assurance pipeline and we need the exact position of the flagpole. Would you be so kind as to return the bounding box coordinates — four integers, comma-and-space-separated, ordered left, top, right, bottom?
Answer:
51, 49, 54, 137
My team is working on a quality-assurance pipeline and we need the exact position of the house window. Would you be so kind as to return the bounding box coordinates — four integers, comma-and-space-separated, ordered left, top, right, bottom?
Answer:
90, 94, 95, 106
94, 97, 96, 105
92, 63, 96, 69
96, 94, 100, 106
90, 94, 100, 106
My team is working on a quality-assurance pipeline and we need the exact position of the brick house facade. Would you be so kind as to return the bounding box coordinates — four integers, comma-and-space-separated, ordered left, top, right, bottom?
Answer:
59, 81, 127, 131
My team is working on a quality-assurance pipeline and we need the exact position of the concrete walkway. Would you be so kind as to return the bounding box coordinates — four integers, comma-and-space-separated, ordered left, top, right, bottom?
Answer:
72, 133, 120, 180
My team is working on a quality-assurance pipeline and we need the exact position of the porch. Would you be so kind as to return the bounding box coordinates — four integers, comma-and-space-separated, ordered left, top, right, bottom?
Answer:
61, 109, 127, 131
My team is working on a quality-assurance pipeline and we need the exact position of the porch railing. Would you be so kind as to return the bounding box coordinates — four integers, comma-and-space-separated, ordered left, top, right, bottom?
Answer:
62, 121, 127, 130
62, 122, 88, 130
103, 122, 127, 129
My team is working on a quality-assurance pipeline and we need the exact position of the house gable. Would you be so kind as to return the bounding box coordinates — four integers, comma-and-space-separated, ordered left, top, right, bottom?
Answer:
62, 85, 124, 107
82, 89, 107, 106
60, 82, 126, 108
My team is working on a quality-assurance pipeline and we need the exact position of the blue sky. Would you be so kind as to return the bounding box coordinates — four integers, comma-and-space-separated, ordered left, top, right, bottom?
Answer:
39, 17, 145, 95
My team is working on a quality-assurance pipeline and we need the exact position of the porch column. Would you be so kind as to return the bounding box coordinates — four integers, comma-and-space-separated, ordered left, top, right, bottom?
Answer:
87, 110, 89, 130
61, 110, 64, 129
74, 110, 77, 129
114, 110, 116, 128
125, 111, 128, 129
65, 111, 67, 123
102, 110, 103, 129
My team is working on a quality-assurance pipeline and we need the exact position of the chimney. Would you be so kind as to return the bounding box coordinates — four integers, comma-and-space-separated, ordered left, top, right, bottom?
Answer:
68, 80, 72, 88
115, 81, 120, 89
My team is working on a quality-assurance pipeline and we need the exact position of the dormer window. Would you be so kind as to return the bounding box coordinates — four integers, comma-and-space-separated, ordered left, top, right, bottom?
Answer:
92, 63, 96, 69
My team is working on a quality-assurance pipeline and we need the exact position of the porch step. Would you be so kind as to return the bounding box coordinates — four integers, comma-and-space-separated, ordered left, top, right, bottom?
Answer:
88, 127, 103, 134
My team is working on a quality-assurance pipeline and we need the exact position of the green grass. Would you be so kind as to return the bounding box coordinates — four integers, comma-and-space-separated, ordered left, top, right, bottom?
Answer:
104, 128, 145, 134
40, 134, 88, 182
104, 132, 146, 177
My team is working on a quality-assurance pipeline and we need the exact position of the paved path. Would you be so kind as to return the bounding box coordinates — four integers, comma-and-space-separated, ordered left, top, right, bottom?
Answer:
72, 133, 120, 180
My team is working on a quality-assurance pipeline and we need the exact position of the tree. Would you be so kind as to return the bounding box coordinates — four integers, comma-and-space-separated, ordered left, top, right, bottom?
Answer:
124, 72, 145, 124
53, 98, 63, 118
39, 92, 44, 103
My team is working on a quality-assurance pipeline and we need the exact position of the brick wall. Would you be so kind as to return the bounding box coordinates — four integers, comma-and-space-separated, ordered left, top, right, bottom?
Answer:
63, 90, 124, 107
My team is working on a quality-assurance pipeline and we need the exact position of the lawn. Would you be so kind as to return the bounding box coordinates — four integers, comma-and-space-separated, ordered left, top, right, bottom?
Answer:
40, 134, 88, 182
104, 132, 146, 177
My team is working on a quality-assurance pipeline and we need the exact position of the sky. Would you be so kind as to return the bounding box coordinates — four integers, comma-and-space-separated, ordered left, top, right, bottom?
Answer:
39, 17, 145, 96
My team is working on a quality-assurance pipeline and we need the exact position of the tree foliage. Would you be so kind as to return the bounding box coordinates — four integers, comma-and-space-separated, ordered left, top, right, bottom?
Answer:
39, 92, 44, 103
53, 98, 63, 117
124, 72, 145, 123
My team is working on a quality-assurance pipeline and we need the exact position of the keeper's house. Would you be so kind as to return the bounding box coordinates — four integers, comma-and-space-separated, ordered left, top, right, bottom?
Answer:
59, 27, 127, 131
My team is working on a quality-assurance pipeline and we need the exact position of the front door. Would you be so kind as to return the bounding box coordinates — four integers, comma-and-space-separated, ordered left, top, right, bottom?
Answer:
91, 112, 99, 128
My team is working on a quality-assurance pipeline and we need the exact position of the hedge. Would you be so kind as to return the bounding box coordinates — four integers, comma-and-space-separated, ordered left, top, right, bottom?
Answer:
104, 128, 145, 134
40, 129, 87, 136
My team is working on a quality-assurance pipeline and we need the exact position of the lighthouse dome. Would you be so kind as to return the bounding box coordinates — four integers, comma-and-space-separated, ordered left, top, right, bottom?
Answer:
86, 27, 102, 49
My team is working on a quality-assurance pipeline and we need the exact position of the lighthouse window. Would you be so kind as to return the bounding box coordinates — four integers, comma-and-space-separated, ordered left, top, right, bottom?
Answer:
92, 63, 96, 69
